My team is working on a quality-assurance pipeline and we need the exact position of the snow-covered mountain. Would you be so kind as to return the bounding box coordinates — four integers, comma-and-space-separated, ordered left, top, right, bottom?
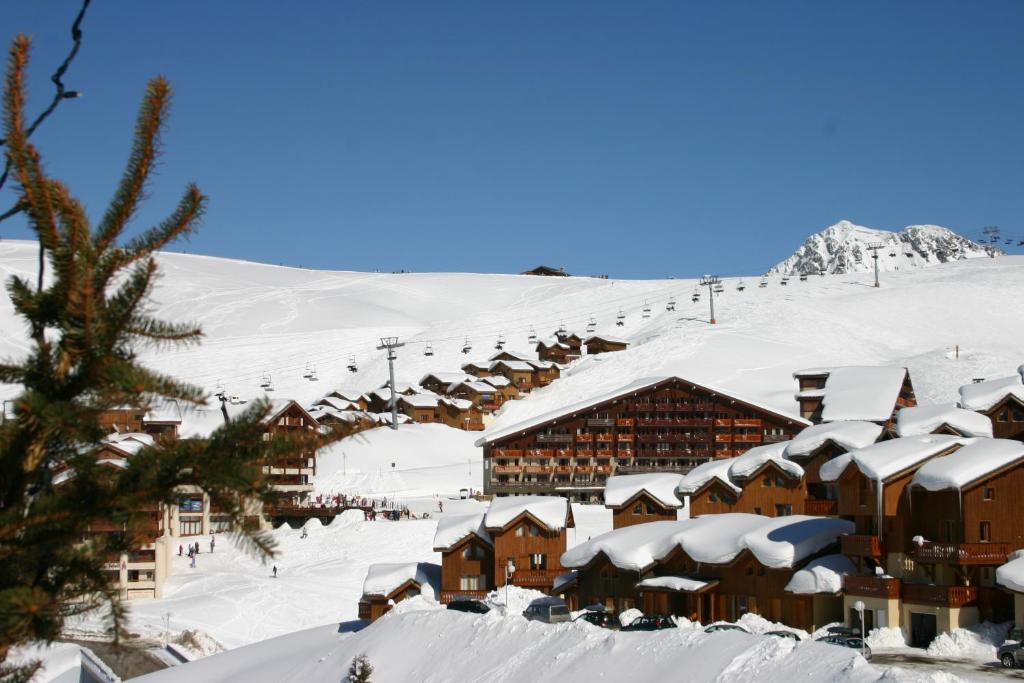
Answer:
769, 220, 996, 276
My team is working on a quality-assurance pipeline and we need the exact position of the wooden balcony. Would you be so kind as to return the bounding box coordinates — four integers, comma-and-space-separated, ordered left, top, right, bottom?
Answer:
733, 419, 763, 428
911, 542, 1010, 566
714, 434, 733, 443
493, 449, 523, 458
902, 583, 979, 608
594, 451, 614, 459
481, 402, 501, 412
615, 418, 635, 427
536, 434, 573, 444
441, 590, 489, 604
841, 534, 882, 558
733, 434, 763, 444
555, 448, 574, 458
679, 418, 713, 427
636, 433, 670, 443
465, 422, 486, 431
617, 433, 635, 442
576, 433, 594, 443
595, 465, 613, 475
587, 418, 614, 427
575, 465, 594, 474
554, 465, 574, 474
523, 466, 552, 475
511, 570, 560, 587
804, 499, 838, 515
844, 575, 901, 600
713, 418, 733, 427
492, 465, 522, 475
762, 434, 789, 443
526, 448, 555, 457
596, 434, 614, 443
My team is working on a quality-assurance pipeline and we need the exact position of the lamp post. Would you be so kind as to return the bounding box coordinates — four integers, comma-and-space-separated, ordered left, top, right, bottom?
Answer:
853, 600, 866, 657
505, 558, 516, 608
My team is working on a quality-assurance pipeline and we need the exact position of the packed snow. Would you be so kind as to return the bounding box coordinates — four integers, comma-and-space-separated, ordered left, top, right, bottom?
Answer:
784, 554, 855, 595
895, 403, 994, 438
785, 421, 883, 457
635, 576, 712, 592
740, 516, 854, 569
911, 438, 1024, 491
602, 472, 684, 508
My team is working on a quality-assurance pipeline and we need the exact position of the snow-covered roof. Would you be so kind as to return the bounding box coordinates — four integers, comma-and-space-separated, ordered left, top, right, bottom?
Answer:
312, 396, 357, 412
451, 381, 495, 395
561, 514, 851, 572
958, 376, 1024, 412
439, 397, 475, 411
911, 438, 1024, 491
361, 562, 439, 599
490, 360, 535, 372
727, 442, 803, 481
997, 550, 1024, 594
537, 338, 570, 350
784, 554, 856, 595
603, 473, 684, 509
528, 360, 558, 370
484, 495, 571, 532
481, 375, 512, 388
460, 361, 491, 371
635, 576, 711, 592
813, 366, 909, 423
793, 368, 832, 378
432, 512, 492, 551
398, 394, 440, 409
584, 335, 629, 345
895, 403, 993, 438
676, 457, 739, 495
419, 372, 474, 386
819, 434, 968, 483
102, 432, 155, 456
144, 398, 182, 423
477, 376, 807, 446
785, 421, 883, 458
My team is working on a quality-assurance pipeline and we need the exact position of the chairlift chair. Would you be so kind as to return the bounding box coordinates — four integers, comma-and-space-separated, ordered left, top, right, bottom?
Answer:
302, 362, 313, 379
642, 300, 651, 318
495, 332, 506, 350
758, 277, 768, 288
799, 273, 807, 282
347, 355, 358, 373
586, 316, 596, 333
713, 284, 724, 294
264, 374, 275, 392
616, 309, 625, 327
528, 327, 538, 344
424, 343, 434, 357
889, 249, 896, 257
666, 296, 676, 311
736, 280, 746, 291
462, 337, 473, 354
308, 367, 319, 382
780, 276, 789, 286
259, 373, 271, 389
557, 322, 567, 337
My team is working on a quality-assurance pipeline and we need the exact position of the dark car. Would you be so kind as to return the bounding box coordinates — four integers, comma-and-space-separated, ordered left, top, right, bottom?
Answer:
447, 599, 490, 614
574, 611, 618, 629
815, 635, 872, 660
765, 630, 801, 641
523, 600, 571, 624
998, 641, 1024, 668
826, 625, 860, 637
704, 623, 750, 634
622, 615, 677, 631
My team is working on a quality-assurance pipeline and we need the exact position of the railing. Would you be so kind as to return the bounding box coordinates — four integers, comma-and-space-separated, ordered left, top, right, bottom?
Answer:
804, 499, 838, 515
733, 434, 763, 444
511, 570, 560, 587
555, 449, 574, 458
492, 465, 522, 475
615, 463, 696, 474
575, 465, 594, 474
576, 434, 594, 443
554, 466, 574, 474
636, 433, 671, 442
596, 434, 614, 443
441, 590, 488, 604
523, 466, 552, 475
616, 418, 635, 427
733, 419, 763, 428
713, 418, 733, 427
844, 575, 901, 599
481, 402, 500, 412
902, 583, 978, 607
587, 418, 614, 427
465, 423, 486, 431
595, 465, 613, 475
493, 449, 523, 458
594, 451, 614, 459
841, 534, 882, 557
911, 542, 1010, 566
762, 434, 789, 443
526, 449, 555, 457
536, 434, 573, 444
617, 433, 635, 442
714, 434, 733, 443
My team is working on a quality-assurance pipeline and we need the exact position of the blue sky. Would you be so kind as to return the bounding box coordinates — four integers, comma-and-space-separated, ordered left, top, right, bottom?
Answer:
0, 1, 1021, 277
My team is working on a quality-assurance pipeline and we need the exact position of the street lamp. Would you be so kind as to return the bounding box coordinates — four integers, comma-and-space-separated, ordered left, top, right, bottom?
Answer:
853, 600, 866, 657
505, 558, 516, 608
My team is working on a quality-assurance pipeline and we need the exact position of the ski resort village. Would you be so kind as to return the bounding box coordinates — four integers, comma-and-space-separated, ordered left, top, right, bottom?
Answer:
2, 3, 1024, 682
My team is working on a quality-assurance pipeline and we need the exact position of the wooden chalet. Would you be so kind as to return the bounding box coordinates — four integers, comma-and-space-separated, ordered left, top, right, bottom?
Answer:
536, 339, 578, 364
894, 404, 993, 439
480, 375, 520, 403
603, 473, 683, 529
398, 394, 442, 423
489, 350, 533, 363
527, 360, 560, 388
358, 563, 440, 622
433, 513, 496, 603
485, 496, 574, 593
958, 376, 1024, 442
449, 380, 506, 414
439, 397, 484, 431
521, 265, 569, 277
794, 366, 916, 425
419, 372, 474, 396
460, 361, 493, 379
262, 400, 319, 500
782, 421, 884, 514
98, 400, 182, 438
477, 376, 807, 501
489, 360, 538, 392
584, 335, 629, 355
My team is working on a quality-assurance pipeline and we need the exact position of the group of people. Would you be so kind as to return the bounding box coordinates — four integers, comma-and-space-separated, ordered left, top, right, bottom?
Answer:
178, 537, 214, 568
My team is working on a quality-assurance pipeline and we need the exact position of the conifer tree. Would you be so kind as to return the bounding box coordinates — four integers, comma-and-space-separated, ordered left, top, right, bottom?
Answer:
347, 653, 373, 683
0, 36, 338, 680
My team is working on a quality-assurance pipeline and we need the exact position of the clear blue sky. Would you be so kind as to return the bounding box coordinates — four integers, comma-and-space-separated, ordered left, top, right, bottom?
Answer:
1, 1, 1021, 277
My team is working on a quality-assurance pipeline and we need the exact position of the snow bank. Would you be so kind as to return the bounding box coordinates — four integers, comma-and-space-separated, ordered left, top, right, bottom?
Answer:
785, 421, 883, 458
736, 612, 808, 639
603, 473, 684, 508
818, 367, 908, 423
895, 403, 993, 438
911, 438, 1024, 490
958, 375, 1024, 412
618, 607, 644, 627
865, 627, 907, 650
926, 621, 1011, 661
728, 441, 803, 480
676, 457, 739, 495
433, 512, 491, 550
996, 549, 1024, 593
362, 562, 440, 599
785, 554, 855, 595
484, 495, 570, 531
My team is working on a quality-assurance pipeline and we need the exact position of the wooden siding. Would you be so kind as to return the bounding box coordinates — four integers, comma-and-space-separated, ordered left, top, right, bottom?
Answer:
440, 536, 495, 600
492, 518, 568, 592
610, 492, 677, 529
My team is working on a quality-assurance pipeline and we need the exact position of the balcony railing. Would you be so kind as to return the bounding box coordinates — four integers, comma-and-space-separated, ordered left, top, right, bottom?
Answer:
841, 534, 882, 557
902, 583, 979, 608
492, 465, 522, 475
733, 419, 763, 428
804, 499, 838, 515
733, 434, 763, 444
493, 449, 523, 458
576, 434, 594, 443
536, 434, 573, 444
616, 418, 635, 427
617, 434, 635, 442
844, 575, 901, 599
714, 434, 733, 443
594, 451, 614, 459
911, 542, 1010, 566
596, 434, 614, 443
511, 570, 559, 587
713, 419, 733, 427
441, 590, 489, 604
587, 418, 614, 427
526, 449, 555, 457
555, 448, 574, 458
762, 434, 789, 443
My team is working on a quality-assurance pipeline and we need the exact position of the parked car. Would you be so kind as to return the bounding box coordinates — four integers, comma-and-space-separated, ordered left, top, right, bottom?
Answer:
815, 635, 872, 660
622, 615, 677, 631
826, 625, 860, 637
704, 623, 750, 634
523, 600, 571, 624
765, 630, 801, 641
574, 611, 618, 629
998, 641, 1024, 668
447, 599, 490, 614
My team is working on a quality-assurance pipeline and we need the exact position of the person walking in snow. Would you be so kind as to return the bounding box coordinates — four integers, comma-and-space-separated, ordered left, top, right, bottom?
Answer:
178, 544, 183, 557
438, 500, 443, 513
272, 565, 278, 578
190, 554, 196, 569
210, 537, 215, 553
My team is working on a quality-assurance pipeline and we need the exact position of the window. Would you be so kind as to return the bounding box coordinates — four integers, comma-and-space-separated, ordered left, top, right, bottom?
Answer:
762, 478, 771, 488
775, 504, 793, 517
983, 487, 995, 501
462, 544, 484, 560
1012, 406, 1024, 422
633, 503, 643, 516
179, 517, 202, 536
997, 409, 1009, 423
941, 519, 957, 543
709, 492, 718, 503
646, 503, 657, 515
530, 553, 547, 570
774, 477, 785, 487
980, 521, 992, 542
460, 575, 485, 590
178, 497, 204, 512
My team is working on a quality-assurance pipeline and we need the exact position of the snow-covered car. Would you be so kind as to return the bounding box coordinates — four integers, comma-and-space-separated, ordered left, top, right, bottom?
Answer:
447, 599, 490, 614
622, 615, 676, 631
815, 635, 872, 660
765, 630, 801, 641
523, 600, 570, 624
998, 641, 1024, 668
704, 623, 749, 634
573, 611, 618, 629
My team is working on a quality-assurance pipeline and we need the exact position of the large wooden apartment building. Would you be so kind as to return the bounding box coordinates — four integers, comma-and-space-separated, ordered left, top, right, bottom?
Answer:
477, 376, 808, 501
